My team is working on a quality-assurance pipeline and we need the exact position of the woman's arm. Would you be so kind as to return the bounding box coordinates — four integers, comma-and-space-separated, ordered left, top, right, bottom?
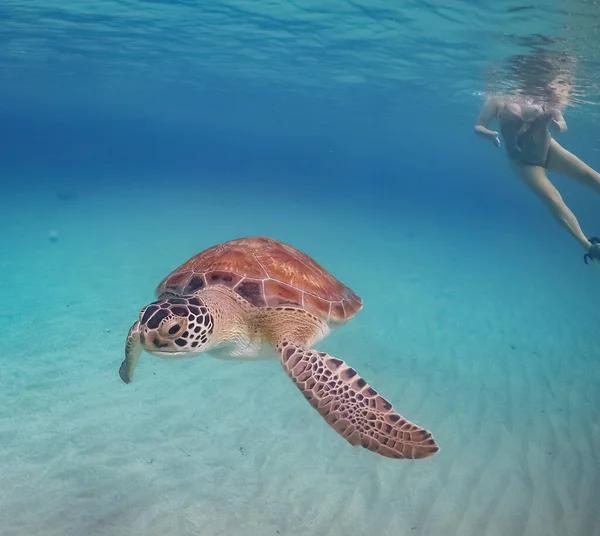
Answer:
474, 97, 501, 146
549, 108, 568, 133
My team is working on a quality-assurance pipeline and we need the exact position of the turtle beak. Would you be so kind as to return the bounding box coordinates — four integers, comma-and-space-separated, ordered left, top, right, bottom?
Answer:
120, 321, 142, 384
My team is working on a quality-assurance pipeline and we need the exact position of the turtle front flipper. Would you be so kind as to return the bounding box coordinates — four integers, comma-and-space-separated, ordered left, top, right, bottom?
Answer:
278, 343, 439, 459
120, 321, 142, 384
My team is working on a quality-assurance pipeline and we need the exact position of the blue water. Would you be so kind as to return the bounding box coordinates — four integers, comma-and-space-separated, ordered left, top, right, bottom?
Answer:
1, 1, 600, 535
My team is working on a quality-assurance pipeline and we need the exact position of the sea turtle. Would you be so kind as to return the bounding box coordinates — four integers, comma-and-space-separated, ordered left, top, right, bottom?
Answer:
120, 236, 439, 460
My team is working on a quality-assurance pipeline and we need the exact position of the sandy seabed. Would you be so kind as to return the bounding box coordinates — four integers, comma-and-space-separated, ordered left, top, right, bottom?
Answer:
1, 183, 599, 536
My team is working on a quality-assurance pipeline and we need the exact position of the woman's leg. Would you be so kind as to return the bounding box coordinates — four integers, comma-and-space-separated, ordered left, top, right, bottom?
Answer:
546, 139, 600, 194
510, 161, 592, 250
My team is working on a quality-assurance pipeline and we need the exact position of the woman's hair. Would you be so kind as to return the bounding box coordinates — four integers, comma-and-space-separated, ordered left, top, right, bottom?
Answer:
486, 48, 576, 105
511, 49, 575, 98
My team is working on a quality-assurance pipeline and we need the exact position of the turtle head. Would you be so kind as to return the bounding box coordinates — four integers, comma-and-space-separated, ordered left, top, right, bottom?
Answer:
137, 296, 215, 355
119, 296, 215, 383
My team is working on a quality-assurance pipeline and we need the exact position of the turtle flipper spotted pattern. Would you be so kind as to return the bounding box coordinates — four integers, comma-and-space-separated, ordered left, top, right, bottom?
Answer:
278, 342, 439, 459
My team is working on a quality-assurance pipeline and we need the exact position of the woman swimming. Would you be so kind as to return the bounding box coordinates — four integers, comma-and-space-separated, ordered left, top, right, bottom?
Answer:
475, 75, 600, 267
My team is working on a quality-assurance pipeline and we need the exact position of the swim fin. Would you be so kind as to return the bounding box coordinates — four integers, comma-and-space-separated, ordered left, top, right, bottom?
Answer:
584, 236, 600, 268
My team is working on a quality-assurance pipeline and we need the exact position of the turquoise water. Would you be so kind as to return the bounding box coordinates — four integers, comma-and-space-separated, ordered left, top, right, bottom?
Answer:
2, 2, 600, 536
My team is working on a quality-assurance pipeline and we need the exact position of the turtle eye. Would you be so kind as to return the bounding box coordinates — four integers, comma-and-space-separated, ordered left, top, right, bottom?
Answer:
160, 319, 187, 338
168, 324, 182, 335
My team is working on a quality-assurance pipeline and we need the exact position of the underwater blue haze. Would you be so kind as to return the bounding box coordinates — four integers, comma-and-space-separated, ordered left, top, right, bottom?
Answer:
1, 1, 600, 535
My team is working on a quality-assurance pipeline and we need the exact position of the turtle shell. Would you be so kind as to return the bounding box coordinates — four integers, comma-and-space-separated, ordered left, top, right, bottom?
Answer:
155, 236, 362, 324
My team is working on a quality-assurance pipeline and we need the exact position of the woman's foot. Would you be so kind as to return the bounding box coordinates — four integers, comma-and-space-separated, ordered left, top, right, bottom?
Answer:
584, 236, 600, 265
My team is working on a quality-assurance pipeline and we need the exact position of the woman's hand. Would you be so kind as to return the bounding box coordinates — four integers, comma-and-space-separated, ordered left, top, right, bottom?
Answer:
549, 109, 568, 133
475, 97, 502, 148
550, 118, 568, 133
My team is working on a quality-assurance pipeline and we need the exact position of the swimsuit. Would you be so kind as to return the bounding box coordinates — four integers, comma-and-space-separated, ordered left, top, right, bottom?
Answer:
498, 104, 552, 167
